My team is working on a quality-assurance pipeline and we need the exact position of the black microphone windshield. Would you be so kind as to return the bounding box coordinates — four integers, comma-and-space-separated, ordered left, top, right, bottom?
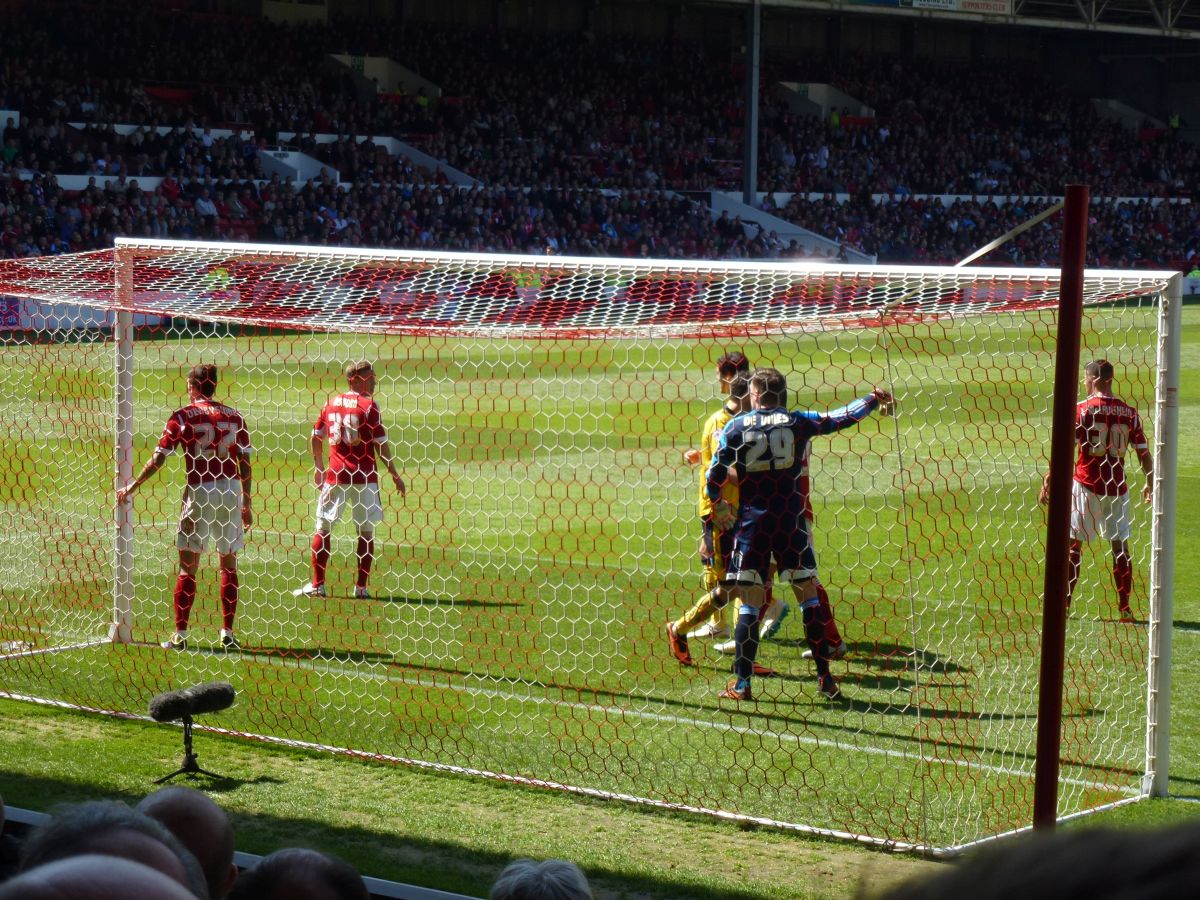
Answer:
181, 681, 236, 716
148, 690, 192, 723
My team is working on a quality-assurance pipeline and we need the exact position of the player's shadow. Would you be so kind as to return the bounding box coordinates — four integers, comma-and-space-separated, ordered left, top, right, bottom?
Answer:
830, 640, 972, 675
696, 672, 1060, 724
371, 594, 522, 608
762, 639, 969, 691
831, 692, 1051, 721
238, 646, 400, 666
383, 656, 808, 722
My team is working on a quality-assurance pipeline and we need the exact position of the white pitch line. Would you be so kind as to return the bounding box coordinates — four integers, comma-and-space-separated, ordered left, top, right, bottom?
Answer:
0, 638, 107, 661
252, 648, 1133, 794
133, 522, 687, 576
0, 595, 1150, 789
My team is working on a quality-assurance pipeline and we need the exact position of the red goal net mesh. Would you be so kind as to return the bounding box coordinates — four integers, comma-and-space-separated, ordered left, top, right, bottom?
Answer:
0, 240, 1176, 852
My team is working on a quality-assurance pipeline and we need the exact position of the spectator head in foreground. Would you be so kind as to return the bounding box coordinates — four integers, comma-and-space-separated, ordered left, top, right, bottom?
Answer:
0, 854, 198, 900
18, 799, 207, 898
489, 858, 594, 900
872, 821, 1200, 900
227, 847, 368, 900
138, 786, 238, 900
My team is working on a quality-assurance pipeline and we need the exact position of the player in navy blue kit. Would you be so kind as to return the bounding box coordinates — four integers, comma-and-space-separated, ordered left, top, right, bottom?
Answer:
706, 367, 891, 701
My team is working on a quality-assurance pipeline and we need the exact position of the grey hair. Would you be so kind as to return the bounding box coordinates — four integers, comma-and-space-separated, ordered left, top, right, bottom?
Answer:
19, 799, 207, 899
489, 859, 594, 900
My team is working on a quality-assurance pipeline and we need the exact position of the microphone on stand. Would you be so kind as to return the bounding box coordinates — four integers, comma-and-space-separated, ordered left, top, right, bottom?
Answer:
148, 682, 236, 784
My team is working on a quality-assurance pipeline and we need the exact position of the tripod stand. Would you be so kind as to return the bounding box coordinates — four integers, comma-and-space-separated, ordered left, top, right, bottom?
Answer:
154, 715, 225, 784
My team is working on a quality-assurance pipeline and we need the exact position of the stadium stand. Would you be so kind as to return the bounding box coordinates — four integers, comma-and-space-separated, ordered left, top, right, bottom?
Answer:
0, 5, 1195, 897
777, 194, 1197, 268
0, 4, 1196, 267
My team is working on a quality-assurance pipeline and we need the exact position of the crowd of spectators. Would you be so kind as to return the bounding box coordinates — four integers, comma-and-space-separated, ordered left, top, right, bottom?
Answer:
3, 3, 1197, 196
760, 54, 1199, 199
0, 1, 1197, 270
3, 160, 1193, 269
1, 116, 264, 181
0, 165, 786, 259
775, 193, 1196, 268
0, 789, 595, 900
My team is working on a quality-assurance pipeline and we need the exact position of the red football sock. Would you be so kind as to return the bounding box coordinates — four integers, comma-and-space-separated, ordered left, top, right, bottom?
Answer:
220, 566, 238, 630
1114, 555, 1133, 611
1067, 542, 1082, 608
356, 535, 374, 590
816, 582, 842, 646
311, 532, 331, 587
173, 572, 196, 632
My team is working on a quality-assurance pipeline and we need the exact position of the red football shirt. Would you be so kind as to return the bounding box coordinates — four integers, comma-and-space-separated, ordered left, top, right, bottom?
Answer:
1073, 394, 1147, 497
313, 392, 386, 485
156, 399, 251, 486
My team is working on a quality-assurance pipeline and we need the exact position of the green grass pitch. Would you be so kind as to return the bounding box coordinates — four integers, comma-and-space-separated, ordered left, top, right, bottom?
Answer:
0, 299, 1172, 850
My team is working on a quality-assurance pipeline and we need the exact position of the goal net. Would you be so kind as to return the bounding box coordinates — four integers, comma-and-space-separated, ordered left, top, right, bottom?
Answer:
0, 238, 1180, 853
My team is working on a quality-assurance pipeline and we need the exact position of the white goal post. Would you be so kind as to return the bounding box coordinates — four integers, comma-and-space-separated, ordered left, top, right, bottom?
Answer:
0, 237, 1182, 853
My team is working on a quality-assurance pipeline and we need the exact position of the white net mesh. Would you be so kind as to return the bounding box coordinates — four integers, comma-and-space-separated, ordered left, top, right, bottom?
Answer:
0, 239, 1177, 851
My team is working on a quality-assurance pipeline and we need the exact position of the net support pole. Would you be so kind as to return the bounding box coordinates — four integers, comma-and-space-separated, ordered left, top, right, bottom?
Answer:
110, 251, 135, 644
1145, 273, 1182, 797
740, 0, 761, 205
1032, 183, 1089, 829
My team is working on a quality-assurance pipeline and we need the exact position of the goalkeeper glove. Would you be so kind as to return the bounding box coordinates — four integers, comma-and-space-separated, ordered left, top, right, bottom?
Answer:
711, 500, 737, 532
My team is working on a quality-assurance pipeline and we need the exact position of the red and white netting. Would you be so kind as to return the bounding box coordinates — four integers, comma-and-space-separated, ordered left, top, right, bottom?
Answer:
0, 239, 1179, 853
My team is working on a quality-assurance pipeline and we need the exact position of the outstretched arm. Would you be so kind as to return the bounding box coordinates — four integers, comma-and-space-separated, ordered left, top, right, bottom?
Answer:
377, 439, 407, 498
310, 434, 326, 487
116, 450, 168, 504
704, 428, 739, 530
1136, 446, 1154, 504
704, 431, 734, 504
799, 388, 892, 435
239, 452, 253, 528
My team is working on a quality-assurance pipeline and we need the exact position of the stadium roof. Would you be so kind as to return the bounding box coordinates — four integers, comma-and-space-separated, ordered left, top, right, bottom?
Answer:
698, 0, 1200, 39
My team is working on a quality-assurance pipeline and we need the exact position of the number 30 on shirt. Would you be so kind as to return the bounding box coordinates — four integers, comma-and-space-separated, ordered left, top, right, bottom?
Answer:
328, 412, 363, 447
1085, 422, 1129, 458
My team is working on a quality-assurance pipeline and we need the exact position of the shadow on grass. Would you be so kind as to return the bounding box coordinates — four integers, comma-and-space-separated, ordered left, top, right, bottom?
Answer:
371, 595, 522, 609
774, 639, 972, 676
147, 772, 286, 793
385, 649, 1091, 728
0, 764, 783, 900
237, 646, 400, 665
141, 643, 402, 666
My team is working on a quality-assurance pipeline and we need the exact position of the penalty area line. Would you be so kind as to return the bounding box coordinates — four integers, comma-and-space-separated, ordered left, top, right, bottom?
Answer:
0, 638, 108, 661
248, 647, 1132, 794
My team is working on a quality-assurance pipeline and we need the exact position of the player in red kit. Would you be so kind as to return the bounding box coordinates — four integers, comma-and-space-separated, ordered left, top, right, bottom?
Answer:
1040, 359, 1154, 621
294, 360, 406, 600
117, 364, 252, 651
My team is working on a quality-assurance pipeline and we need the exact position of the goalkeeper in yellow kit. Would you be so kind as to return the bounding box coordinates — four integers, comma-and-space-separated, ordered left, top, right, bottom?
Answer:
666, 353, 784, 670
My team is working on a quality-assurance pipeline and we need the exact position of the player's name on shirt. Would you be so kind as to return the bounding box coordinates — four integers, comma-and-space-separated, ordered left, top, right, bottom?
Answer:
1081, 403, 1139, 419
741, 411, 791, 427
331, 395, 364, 409
175, 401, 238, 420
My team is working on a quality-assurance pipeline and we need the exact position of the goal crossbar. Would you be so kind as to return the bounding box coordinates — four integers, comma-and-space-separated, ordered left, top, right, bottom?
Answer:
0, 238, 1181, 854
0, 238, 1176, 338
